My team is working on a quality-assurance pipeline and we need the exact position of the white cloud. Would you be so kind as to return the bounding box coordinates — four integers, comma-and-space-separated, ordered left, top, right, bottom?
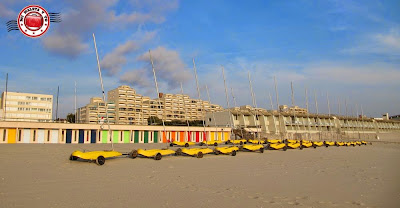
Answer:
100, 41, 139, 76
100, 31, 157, 76
40, 0, 177, 58
191, 58, 400, 116
342, 28, 400, 56
375, 29, 400, 49
134, 46, 193, 90
42, 34, 89, 58
120, 68, 153, 88
0, 2, 15, 18
304, 63, 400, 85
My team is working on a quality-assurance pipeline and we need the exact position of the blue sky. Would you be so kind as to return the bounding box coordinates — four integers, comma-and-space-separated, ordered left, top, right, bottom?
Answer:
0, 0, 399, 118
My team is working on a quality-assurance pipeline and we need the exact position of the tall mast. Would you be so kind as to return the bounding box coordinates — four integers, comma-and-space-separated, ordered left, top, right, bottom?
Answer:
192, 58, 207, 142
93, 33, 112, 149
221, 66, 234, 141
274, 76, 285, 139
361, 104, 365, 140
56, 86, 59, 121
356, 103, 360, 140
327, 92, 332, 140
149, 50, 167, 145
291, 81, 298, 137
305, 87, 310, 140
327, 92, 331, 116
269, 91, 278, 136
180, 82, 190, 141
74, 81, 77, 123
231, 87, 243, 139
206, 85, 218, 140
248, 71, 260, 141
4, 73, 8, 121
314, 90, 321, 140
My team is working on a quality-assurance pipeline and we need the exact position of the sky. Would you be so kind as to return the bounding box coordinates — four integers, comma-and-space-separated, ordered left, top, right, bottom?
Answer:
0, 0, 399, 119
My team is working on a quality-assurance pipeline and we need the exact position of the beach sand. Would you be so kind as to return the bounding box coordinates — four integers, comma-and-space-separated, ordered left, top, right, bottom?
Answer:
0, 133, 399, 208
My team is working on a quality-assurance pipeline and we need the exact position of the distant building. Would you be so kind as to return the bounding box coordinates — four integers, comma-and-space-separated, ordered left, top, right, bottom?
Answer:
153, 92, 223, 122
77, 97, 116, 124
279, 105, 308, 114
77, 85, 223, 125
1, 91, 53, 122
389, 114, 400, 121
382, 113, 389, 120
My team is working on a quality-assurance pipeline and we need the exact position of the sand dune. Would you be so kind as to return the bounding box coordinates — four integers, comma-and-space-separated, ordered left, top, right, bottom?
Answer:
0, 135, 399, 208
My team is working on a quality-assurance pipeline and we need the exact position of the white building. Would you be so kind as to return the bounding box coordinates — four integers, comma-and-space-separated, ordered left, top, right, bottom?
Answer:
1, 92, 53, 122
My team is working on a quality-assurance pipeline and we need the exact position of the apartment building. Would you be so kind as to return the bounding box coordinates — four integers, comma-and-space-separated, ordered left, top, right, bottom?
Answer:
78, 85, 223, 125
77, 97, 116, 124
279, 105, 308, 114
153, 93, 223, 122
107, 85, 152, 125
205, 105, 399, 137
1, 91, 53, 122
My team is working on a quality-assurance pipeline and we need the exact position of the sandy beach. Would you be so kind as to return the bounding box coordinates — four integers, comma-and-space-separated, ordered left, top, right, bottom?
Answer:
1, 133, 399, 208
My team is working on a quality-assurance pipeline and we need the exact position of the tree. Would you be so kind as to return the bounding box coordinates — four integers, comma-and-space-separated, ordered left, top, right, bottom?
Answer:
147, 116, 162, 125
66, 113, 75, 123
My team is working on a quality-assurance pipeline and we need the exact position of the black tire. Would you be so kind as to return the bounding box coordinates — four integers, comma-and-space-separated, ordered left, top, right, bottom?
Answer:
214, 142, 218, 146
175, 148, 182, 156
325, 144, 329, 148
225, 141, 229, 145
196, 151, 203, 158
231, 150, 237, 156
214, 149, 220, 155
69, 155, 78, 161
200, 143, 203, 146
169, 143, 173, 147
260, 148, 264, 153
185, 143, 189, 148
154, 153, 162, 160
313, 144, 317, 149
129, 150, 138, 159
96, 156, 105, 166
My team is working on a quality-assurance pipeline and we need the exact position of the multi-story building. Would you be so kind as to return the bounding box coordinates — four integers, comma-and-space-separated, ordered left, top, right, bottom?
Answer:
107, 85, 152, 125
390, 114, 400, 121
279, 105, 308, 114
1, 91, 53, 122
78, 85, 223, 125
77, 97, 116, 124
153, 93, 223, 122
